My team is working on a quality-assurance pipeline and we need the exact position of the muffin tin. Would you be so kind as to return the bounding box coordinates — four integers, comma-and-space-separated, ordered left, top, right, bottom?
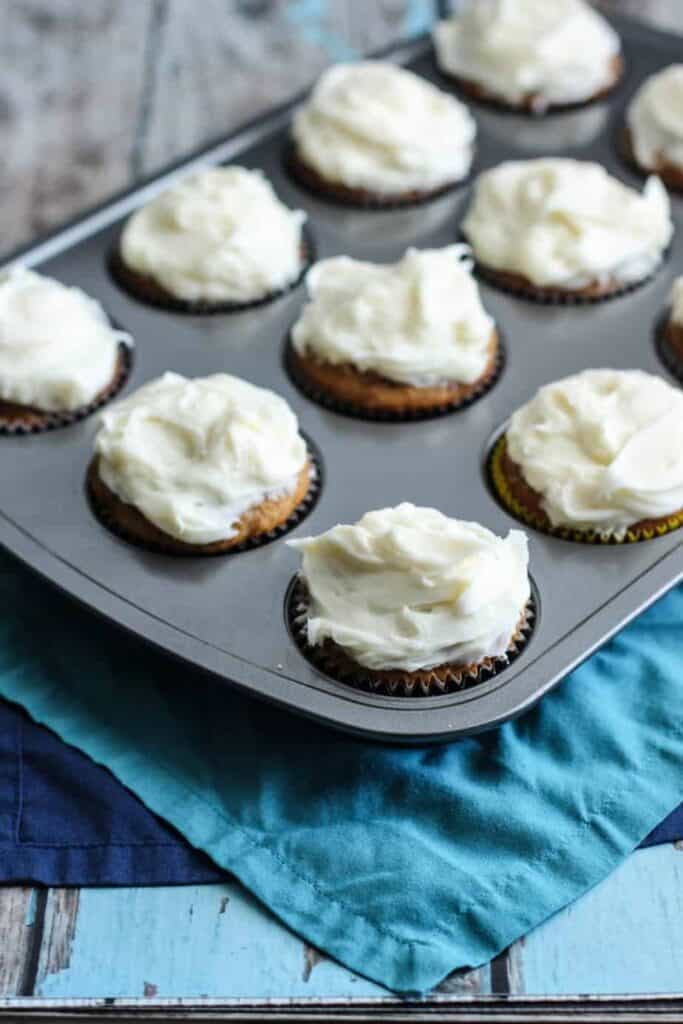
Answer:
1, 13, 681, 743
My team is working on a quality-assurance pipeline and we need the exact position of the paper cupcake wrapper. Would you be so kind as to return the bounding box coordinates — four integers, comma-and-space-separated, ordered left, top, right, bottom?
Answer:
87, 434, 324, 558
465, 246, 668, 306
436, 59, 624, 117
108, 226, 315, 315
287, 577, 536, 698
0, 343, 132, 438
655, 314, 683, 385
488, 434, 683, 545
284, 142, 471, 211
284, 334, 505, 422
618, 126, 683, 195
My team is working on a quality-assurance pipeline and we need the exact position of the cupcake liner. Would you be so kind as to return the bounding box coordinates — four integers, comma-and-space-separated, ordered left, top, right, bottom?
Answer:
618, 125, 683, 195
87, 434, 324, 558
0, 343, 132, 438
283, 333, 505, 422
108, 227, 315, 315
455, 225, 670, 305
287, 577, 536, 698
655, 315, 683, 384
488, 434, 683, 545
284, 142, 470, 211
436, 56, 625, 117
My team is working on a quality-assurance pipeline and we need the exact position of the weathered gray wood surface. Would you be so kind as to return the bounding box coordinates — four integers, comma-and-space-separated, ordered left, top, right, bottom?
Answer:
1, 0, 433, 257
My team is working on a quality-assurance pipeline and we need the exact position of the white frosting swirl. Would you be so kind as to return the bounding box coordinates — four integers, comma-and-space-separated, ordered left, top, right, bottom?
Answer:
433, 0, 620, 109
289, 504, 530, 672
627, 65, 683, 171
291, 246, 494, 387
0, 266, 130, 412
95, 372, 307, 545
120, 167, 306, 304
670, 276, 683, 326
507, 369, 683, 536
462, 159, 672, 288
292, 61, 475, 195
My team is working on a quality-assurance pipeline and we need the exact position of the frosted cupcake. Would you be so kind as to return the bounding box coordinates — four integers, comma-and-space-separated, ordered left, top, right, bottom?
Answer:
433, 0, 622, 114
0, 266, 131, 433
289, 62, 476, 207
288, 503, 532, 696
288, 246, 499, 418
88, 372, 315, 554
625, 65, 683, 192
462, 159, 673, 301
490, 369, 683, 543
112, 167, 309, 312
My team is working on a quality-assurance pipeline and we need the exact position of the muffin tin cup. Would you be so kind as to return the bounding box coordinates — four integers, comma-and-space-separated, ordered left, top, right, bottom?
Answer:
286, 576, 537, 699
86, 435, 324, 558
487, 434, 683, 545
0, 343, 133, 437
107, 227, 316, 315
283, 331, 506, 422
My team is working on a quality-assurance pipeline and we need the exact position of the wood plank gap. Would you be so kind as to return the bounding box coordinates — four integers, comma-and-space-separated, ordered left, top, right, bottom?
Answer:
17, 888, 47, 998
489, 949, 511, 995
129, 0, 169, 179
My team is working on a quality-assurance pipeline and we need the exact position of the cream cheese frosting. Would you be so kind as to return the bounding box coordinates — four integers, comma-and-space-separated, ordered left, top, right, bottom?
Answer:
433, 0, 621, 110
0, 266, 130, 412
291, 61, 476, 195
670, 276, 683, 325
95, 372, 308, 545
462, 158, 672, 288
289, 504, 530, 672
120, 167, 306, 304
506, 369, 683, 537
627, 65, 683, 171
291, 246, 495, 387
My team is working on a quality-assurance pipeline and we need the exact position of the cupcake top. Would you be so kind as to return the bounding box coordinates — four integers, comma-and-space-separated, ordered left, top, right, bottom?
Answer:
670, 276, 683, 325
433, 0, 620, 110
95, 372, 308, 545
291, 246, 495, 387
289, 503, 529, 672
462, 159, 672, 288
506, 369, 683, 537
627, 65, 683, 171
0, 266, 130, 412
120, 167, 306, 304
291, 61, 476, 195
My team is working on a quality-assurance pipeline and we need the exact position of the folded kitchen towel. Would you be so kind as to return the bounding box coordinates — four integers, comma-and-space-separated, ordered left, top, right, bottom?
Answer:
0, 547, 681, 994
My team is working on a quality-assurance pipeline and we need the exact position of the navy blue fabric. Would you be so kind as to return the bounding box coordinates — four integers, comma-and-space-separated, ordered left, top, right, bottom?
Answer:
0, 690, 680, 887
0, 700, 223, 885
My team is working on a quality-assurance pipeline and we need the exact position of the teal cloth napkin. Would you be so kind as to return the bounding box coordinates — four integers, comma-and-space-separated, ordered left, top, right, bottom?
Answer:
1, 547, 682, 995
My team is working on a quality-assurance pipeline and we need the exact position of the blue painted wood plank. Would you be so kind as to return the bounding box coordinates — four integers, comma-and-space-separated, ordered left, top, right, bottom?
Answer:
33, 882, 489, 998
510, 845, 683, 995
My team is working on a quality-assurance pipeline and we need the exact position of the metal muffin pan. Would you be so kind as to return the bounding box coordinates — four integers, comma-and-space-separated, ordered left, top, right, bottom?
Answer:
1, 14, 681, 743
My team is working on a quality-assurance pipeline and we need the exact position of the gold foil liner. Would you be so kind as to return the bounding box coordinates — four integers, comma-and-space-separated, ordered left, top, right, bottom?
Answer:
0, 344, 132, 437
288, 577, 536, 698
108, 228, 315, 314
488, 434, 683, 544
284, 143, 470, 211
87, 436, 323, 557
284, 335, 505, 422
